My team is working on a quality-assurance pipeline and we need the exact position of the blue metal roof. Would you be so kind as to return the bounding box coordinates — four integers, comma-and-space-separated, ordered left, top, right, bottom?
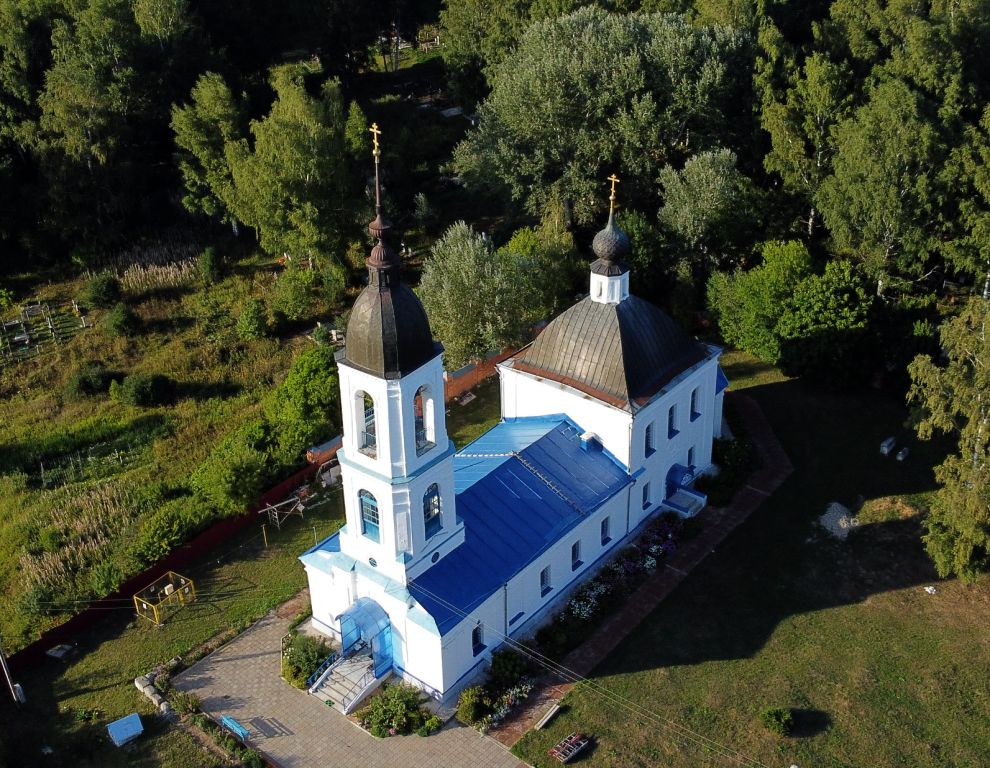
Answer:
409, 416, 632, 635
107, 713, 143, 747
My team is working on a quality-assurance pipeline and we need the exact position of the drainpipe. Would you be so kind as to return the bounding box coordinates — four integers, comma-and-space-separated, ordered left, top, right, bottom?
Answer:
503, 583, 509, 637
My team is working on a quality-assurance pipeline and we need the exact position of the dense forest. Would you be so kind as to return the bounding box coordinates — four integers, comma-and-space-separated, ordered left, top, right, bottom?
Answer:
1, 0, 988, 640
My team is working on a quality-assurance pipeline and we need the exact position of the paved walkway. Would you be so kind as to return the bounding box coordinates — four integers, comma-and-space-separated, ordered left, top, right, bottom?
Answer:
490, 392, 794, 746
173, 612, 525, 768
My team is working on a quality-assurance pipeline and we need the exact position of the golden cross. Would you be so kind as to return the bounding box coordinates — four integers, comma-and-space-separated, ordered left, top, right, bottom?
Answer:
369, 122, 382, 157
607, 173, 620, 215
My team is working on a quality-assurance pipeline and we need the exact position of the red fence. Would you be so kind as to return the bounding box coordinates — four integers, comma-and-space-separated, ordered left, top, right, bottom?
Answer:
9, 346, 518, 672
443, 347, 517, 402
8, 461, 322, 672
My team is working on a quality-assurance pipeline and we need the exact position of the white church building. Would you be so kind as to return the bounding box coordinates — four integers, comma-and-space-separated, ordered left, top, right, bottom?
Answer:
299, 160, 727, 709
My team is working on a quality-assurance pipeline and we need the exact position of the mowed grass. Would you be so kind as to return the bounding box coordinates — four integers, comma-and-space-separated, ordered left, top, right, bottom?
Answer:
446, 376, 503, 448
515, 351, 990, 768
0, 492, 345, 768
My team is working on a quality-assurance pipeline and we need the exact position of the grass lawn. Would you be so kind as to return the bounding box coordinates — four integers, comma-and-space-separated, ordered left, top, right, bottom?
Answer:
514, 350, 990, 768
446, 377, 503, 449
0, 492, 345, 768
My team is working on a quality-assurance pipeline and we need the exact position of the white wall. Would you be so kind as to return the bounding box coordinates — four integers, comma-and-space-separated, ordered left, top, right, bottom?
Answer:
499, 364, 634, 467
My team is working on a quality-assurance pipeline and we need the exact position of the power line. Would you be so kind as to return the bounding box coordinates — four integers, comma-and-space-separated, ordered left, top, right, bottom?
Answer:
406, 578, 771, 768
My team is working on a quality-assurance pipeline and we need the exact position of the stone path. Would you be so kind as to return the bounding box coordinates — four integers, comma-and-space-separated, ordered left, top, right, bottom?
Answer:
173, 612, 525, 768
490, 392, 793, 747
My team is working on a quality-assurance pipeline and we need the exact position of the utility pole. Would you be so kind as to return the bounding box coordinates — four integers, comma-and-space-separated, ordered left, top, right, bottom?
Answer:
0, 635, 21, 704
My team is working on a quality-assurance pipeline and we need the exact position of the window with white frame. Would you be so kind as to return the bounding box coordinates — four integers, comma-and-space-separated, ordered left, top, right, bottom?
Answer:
571, 540, 582, 570
645, 422, 655, 456
359, 490, 380, 542
601, 517, 611, 545
688, 446, 696, 468
540, 566, 552, 596
357, 392, 377, 457
690, 387, 701, 421
423, 483, 441, 538
667, 404, 678, 438
413, 385, 435, 455
642, 482, 651, 510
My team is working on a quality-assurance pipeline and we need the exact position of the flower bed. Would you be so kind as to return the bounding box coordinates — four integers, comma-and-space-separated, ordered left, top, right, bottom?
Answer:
535, 512, 699, 661
457, 648, 536, 732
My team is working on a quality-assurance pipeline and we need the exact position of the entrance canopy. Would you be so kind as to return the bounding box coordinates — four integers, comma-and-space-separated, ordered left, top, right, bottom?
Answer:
337, 597, 393, 678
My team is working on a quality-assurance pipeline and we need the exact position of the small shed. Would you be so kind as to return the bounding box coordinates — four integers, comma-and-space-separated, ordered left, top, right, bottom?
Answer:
107, 713, 143, 747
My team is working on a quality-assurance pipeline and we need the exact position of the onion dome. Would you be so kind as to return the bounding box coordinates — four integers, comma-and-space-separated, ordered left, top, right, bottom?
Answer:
591, 176, 631, 275
342, 123, 439, 379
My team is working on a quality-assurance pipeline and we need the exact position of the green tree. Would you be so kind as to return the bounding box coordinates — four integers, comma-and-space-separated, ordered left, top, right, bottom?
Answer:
496, 214, 578, 323
658, 148, 754, 271
171, 71, 242, 224
908, 298, 990, 580
817, 79, 944, 295
453, 7, 749, 224
226, 63, 351, 262
191, 419, 273, 515
761, 53, 854, 236
264, 345, 339, 465
133, 0, 189, 48
37, 0, 143, 229
707, 240, 812, 362
776, 260, 873, 386
420, 222, 538, 368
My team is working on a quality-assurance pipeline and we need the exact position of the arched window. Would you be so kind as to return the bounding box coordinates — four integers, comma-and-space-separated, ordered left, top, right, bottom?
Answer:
359, 490, 379, 542
357, 391, 376, 458
645, 423, 655, 456
413, 385, 434, 455
423, 483, 441, 538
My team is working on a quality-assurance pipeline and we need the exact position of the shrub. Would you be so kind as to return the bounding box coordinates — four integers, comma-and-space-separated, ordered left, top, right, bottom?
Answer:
105, 302, 138, 336
759, 706, 793, 736
356, 683, 428, 737
487, 649, 530, 694
113, 373, 174, 407
417, 714, 443, 737
83, 273, 121, 308
242, 749, 263, 768
65, 362, 115, 399
133, 498, 201, 565
171, 690, 201, 715
0, 287, 14, 312
191, 419, 273, 516
197, 246, 223, 284
89, 559, 123, 595
270, 267, 317, 324
281, 632, 334, 689
236, 298, 269, 341
456, 685, 488, 725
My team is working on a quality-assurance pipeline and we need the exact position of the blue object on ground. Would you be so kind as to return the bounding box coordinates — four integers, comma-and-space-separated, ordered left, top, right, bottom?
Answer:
220, 714, 250, 741
107, 713, 143, 747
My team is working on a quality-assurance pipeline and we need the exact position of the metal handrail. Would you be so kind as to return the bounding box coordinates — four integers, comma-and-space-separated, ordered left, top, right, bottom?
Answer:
305, 650, 340, 689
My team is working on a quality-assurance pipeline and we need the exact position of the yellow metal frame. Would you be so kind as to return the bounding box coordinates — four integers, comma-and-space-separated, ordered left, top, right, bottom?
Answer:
133, 571, 196, 626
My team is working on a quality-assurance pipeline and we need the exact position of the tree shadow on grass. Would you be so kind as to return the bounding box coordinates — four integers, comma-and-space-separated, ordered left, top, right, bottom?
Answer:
790, 708, 832, 738
173, 380, 243, 402
594, 377, 948, 677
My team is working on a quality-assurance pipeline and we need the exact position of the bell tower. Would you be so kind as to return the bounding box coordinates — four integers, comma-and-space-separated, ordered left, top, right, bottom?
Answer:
334, 124, 464, 586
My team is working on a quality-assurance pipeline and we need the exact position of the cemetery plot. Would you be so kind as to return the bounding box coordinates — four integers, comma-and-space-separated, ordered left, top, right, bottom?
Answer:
0, 302, 87, 365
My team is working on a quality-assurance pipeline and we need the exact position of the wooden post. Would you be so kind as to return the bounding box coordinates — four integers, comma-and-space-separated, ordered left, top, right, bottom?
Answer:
312, 526, 318, 546
262, 524, 268, 548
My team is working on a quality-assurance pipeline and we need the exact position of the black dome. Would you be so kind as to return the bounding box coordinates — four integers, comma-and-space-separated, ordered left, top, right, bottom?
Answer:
591, 214, 631, 268
343, 276, 439, 379
513, 296, 705, 410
